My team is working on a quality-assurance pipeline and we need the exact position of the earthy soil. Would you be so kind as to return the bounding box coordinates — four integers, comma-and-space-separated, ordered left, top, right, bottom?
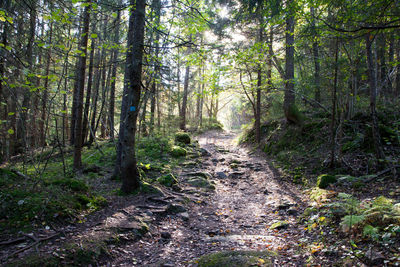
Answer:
105, 130, 309, 266
2, 130, 313, 266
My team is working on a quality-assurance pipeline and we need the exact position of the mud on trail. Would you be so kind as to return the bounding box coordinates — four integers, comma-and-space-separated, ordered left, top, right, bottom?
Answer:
106, 130, 309, 266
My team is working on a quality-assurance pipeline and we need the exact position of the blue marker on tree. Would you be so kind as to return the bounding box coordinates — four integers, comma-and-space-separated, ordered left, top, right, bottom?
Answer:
130, 106, 136, 112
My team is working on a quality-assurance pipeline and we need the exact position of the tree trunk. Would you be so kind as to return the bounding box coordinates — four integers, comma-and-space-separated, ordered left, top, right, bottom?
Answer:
40, 22, 53, 147
72, 1, 91, 170
119, 0, 146, 193
82, 35, 96, 144
180, 65, 190, 130
108, 11, 120, 141
311, 6, 321, 103
330, 37, 339, 168
366, 34, 385, 160
283, 0, 296, 123
17, 1, 37, 151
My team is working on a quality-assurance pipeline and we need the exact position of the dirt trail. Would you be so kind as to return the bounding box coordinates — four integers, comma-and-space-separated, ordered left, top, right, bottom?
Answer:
108, 131, 308, 266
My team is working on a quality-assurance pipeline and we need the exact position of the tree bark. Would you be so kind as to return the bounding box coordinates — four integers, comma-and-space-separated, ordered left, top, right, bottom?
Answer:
119, 0, 146, 193
330, 37, 339, 168
73, 1, 91, 170
40, 22, 53, 147
180, 64, 190, 130
82, 35, 96, 144
366, 33, 385, 160
311, 6, 321, 103
283, 0, 296, 122
17, 1, 37, 151
108, 11, 120, 141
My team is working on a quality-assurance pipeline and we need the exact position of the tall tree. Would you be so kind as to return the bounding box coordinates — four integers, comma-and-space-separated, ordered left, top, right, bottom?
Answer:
283, 0, 296, 123
118, 0, 146, 193
72, 1, 91, 170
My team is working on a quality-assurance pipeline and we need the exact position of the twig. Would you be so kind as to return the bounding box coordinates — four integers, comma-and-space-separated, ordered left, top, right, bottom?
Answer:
0, 237, 26, 246
2, 233, 59, 261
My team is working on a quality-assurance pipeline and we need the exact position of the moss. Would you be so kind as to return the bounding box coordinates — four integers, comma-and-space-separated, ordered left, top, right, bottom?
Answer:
186, 176, 215, 190
140, 182, 165, 195
198, 250, 277, 267
51, 178, 89, 192
157, 173, 178, 187
170, 146, 187, 157
317, 174, 337, 189
270, 221, 289, 230
175, 132, 191, 144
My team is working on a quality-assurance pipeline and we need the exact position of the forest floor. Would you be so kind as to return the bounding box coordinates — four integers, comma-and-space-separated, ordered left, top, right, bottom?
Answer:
4, 130, 395, 266
103, 130, 309, 266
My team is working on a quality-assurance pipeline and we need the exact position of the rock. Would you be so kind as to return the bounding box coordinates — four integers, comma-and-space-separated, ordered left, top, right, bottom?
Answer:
166, 203, 187, 214
287, 209, 298, 216
160, 232, 171, 239
270, 221, 289, 230
230, 171, 245, 177
186, 176, 215, 190
317, 174, 337, 189
157, 173, 178, 187
211, 158, 218, 163
105, 212, 149, 235
218, 158, 225, 162
179, 212, 189, 221
263, 189, 271, 195
216, 172, 227, 179
230, 163, 239, 169
186, 172, 212, 179
200, 148, 211, 156
277, 201, 294, 210
170, 146, 187, 157
365, 248, 385, 265
175, 132, 191, 144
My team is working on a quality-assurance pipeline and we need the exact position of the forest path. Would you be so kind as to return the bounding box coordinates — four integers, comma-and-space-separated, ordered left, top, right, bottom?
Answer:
109, 130, 308, 266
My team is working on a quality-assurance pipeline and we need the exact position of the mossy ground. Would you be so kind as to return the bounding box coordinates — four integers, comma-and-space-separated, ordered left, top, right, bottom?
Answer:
1, 134, 186, 236
197, 250, 277, 267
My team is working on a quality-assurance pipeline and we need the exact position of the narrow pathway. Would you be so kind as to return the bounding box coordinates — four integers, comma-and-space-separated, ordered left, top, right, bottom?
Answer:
109, 131, 308, 266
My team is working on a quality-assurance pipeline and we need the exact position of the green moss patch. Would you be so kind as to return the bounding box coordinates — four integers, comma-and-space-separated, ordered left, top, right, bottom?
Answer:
197, 250, 277, 267
157, 173, 178, 187
170, 146, 187, 157
316, 174, 337, 189
175, 132, 191, 144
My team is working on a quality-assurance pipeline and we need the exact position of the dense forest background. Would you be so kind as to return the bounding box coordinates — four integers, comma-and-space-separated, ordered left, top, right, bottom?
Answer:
1, 0, 400, 266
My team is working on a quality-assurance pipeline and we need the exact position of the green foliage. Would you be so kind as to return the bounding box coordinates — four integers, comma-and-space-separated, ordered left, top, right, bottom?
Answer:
316, 174, 337, 189
170, 146, 187, 157
157, 173, 178, 187
137, 136, 173, 160
175, 132, 191, 144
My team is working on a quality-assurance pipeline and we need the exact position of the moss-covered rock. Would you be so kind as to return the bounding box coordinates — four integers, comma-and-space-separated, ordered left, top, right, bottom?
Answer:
140, 182, 165, 195
198, 250, 277, 267
317, 174, 337, 189
170, 146, 187, 157
186, 176, 215, 190
270, 221, 289, 230
157, 173, 178, 187
175, 132, 191, 144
